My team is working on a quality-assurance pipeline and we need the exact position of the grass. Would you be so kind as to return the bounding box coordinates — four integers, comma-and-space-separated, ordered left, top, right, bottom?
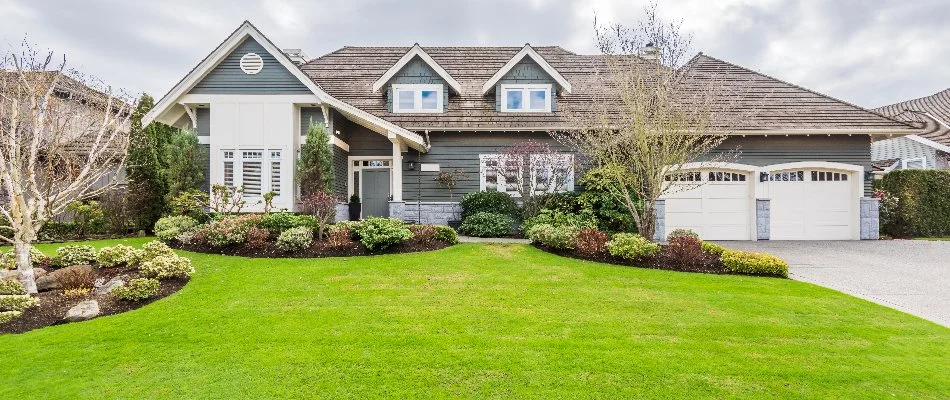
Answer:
915, 237, 950, 241
1, 238, 947, 399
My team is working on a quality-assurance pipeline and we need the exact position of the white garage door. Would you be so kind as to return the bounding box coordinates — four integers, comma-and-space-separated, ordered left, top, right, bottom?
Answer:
769, 170, 855, 240
664, 171, 752, 240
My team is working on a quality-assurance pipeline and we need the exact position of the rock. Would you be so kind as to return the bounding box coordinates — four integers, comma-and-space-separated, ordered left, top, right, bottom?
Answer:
35, 275, 61, 292
33, 268, 47, 278
64, 300, 100, 322
95, 274, 129, 295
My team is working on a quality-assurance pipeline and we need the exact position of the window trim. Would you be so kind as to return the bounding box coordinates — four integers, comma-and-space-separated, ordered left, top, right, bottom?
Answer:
220, 148, 283, 198
500, 84, 552, 112
529, 153, 574, 193
392, 84, 444, 113
479, 154, 523, 197
901, 156, 927, 169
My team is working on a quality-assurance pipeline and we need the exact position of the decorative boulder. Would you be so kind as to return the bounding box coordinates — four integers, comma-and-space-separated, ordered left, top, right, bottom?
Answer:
0, 269, 21, 281
95, 275, 129, 295
64, 300, 99, 322
35, 275, 61, 292
34, 268, 48, 278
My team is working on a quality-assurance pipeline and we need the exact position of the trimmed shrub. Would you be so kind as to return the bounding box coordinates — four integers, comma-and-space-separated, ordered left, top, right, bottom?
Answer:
56, 245, 97, 266
355, 218, 413, 251
0, 310, 22, 324
139, 241, 176, 261
574, 227, 609, 254
0, 295, 37, 312
433, 225, 459, 244
260, 212, 316, 235
701, 241, 727, 256
721, 250, 789, 277
880, 169, 950, 237
527, 223, 579, 249
667, 229, 699, 242
0, 279, 26, 295
460, 191, 519, 221
607, 233, 661, 260
520, 209, 597, 235
459, 212, 513, 238
277, 226, 314, 252
246, 227, 271, 249
408, 225, 437, 244
665, 236, 705, 266
97, 244, 140, 267
140, 255, 194, 279
0, 247, 47, 270
197, 214, 262, 247
327, 226, 354, 248
154, 215, 199, 242
54, 265, 96, 290
112, 278, 160, 301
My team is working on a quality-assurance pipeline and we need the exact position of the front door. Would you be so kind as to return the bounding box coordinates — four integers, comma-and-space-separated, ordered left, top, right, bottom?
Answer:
361, 169, 390, 218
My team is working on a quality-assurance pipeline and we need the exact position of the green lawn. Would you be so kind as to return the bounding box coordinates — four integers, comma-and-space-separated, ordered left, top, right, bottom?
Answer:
1, 238, 947, 399
916, 237, 950, 241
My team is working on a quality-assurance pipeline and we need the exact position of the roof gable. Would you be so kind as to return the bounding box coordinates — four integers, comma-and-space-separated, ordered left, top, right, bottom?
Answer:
481, 44, 571, 94
372, 44, 462, 94
189, 36, 311, 95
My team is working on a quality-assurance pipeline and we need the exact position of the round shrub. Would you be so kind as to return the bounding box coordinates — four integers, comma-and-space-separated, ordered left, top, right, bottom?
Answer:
0, 310, 22, 324
56, 245, 97, 266
459, 212, 513, 238
139, 255, 194, 279
0, 247, 47, 269
112, 278, 160, 301
574, 227, 609, 254
97, 244, 139, 267
721, 250, 789, 277
433, 225, 459, 244
666, 229, 699, 242
0, 295, 37, 312
408, 225, 437, 243
701, 241, 727, 256
260, 212, 316, 235
355, 218, 413, 251
277, 226, 314, 252
154, 216, 199, 242
197, 214, 262, 247
0, 279, 26, 296
664, 236, 705, 266
460, 191, 518, 220
606, 233, 661, 260
521, 209, 597, 235
54, 265, 95, 290
527, 223, 579, 249
139, 241, 176, 261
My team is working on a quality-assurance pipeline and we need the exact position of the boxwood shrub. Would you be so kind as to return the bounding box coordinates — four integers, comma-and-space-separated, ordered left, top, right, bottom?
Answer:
459, 212, 513, 238
276, 226, 314, 252
879, 169, 950, 237
606, 233, 660, 260
720, 250, 789, 277
460, 191, 519, 220
526, 223, 579, 249
355, 218, 413, 251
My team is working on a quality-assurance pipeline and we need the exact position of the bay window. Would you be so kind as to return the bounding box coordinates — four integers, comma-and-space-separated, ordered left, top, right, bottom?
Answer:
392, 84, 444, 113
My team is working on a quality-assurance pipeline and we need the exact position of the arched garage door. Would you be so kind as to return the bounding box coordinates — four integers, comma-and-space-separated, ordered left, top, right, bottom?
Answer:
664, 169, 754, 240
768, 168, 857, 240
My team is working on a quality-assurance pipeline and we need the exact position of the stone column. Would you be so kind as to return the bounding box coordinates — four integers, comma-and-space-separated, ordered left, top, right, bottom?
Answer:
756, 199, 771, 240
653, 199, 666, 242
860, 197, 880, 240
389, 201, 406, 221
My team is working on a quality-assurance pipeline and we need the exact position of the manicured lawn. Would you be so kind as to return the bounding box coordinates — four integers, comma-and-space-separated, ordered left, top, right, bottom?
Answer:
916, 237, 950, 241
1, 238, 948, 399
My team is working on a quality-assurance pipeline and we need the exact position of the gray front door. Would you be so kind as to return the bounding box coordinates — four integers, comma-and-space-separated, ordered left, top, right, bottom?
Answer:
361, 170, 390, 218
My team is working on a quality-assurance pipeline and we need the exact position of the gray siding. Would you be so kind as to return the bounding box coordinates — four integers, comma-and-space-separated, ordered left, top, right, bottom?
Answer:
494, 58, 557, 112
200, 144, 211, 192
300, 107, 326, 134
190, 37, 311, 95
332, 146, 349, 199
196, 108, 210, 136
344, 120, 392, 157
384, 56, 450, 112
871, 136, 949, 170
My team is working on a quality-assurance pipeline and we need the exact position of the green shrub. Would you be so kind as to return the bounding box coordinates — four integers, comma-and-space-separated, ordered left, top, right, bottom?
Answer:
168, 190, 211, 223
330, 221, 362, 238
355, 218, 413, 251
701, 241, 727, 256
433, 225, 459, 244
112, 278, 160, 301
0, 310, 22, 324
139, 241, 176, 261
55, 245, 97, 266
667, 229, 699, 241
277, 226, 314, 252
606, 233, 661, 260
578, 167, 637, 232
880, 169, 950, 237
37, 221, 79, 241
520, 209, 597, 235
260, 212, 316, 235
460, 191, 519, 220
0, 295, 37, 312
97, 244, 140, 268
532, 192, 580, 215
154, 216, 199, 242
0, 279, 26, 295
720, 250, 789, 277
197, 214, 262, 247
459, 212, 513, 237
527, 223, 579, 249
0, 247, 47, 269
139, 255, 194, 279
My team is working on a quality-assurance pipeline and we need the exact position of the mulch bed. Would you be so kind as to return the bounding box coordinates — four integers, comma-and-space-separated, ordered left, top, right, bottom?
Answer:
0, 266, 189, 335
533, 243, 731, 275
174, 236, 453, 258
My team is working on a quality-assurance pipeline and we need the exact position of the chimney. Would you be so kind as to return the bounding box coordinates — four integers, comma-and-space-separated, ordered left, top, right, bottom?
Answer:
639, 43, 659, 62
283, 49, 309, 65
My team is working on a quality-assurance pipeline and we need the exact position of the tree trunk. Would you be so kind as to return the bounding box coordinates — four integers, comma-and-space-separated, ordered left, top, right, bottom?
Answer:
638, 201, 657, 241
15, 239, 37, 295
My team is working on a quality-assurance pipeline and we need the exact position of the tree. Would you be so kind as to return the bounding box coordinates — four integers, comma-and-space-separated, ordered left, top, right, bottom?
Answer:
161, 129, 206, 203
297, 122, 333, 196
486, 140, 575, 218
126, 93, 174, 230
555, 4, 756, 240
0, 41, 133, 293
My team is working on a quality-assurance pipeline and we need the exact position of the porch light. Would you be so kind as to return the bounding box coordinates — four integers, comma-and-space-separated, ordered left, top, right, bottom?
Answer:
407, 159, 416, 171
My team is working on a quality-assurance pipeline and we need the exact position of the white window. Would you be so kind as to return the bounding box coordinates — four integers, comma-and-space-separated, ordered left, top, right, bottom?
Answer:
479, 154, 521, 196
392, 84, 443, 113
241, 151, 263, 196
221, 149, 282, 197
901, 157, 927, 169
530, 154, 574, 193
501, 84, 552, 112
270, 150, 282, 193
223, 151, 235, 187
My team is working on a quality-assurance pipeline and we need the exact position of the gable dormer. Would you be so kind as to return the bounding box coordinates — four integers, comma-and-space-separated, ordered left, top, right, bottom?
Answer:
190, 36, 312, 95
482, 44, 571, 113
373, 44, 461, 114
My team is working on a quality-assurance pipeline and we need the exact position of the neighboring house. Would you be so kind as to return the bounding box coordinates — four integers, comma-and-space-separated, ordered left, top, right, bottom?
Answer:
871, 88, 950, 172
144, 21, 918, 240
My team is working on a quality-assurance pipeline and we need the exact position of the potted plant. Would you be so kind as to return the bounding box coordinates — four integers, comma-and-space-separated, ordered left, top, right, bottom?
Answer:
348, 194, 361, 221
436, 169, 466, 229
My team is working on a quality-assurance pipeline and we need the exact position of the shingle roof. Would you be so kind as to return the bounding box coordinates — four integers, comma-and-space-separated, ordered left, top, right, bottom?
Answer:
873, 88, 950, 146
300, 47, 914, 132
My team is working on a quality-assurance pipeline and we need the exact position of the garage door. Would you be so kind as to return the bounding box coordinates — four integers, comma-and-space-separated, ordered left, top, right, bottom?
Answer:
664, 170, 753, 240
769, 170, 855, 240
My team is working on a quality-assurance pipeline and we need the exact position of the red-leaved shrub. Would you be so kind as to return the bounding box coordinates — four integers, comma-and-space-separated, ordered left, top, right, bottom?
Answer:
574, 227, 609, 254
246, 227, 271, 248
327, 227, 354, 248
299, 192, 338, 239
665, 236, 705, 266
409, 225, 436, 244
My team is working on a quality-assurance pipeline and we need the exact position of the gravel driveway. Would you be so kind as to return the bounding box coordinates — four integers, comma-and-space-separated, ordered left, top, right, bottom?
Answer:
720, 240, 950, 327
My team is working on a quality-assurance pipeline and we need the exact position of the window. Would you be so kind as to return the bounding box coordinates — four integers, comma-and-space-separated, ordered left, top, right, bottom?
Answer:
223, 151, 235, 187
242, 151, 263, 196
812, 171, 848, 182
530, 154, 574, 193
501, 84, 552, 112
901, 157, 927, 169
665, 171, 702, 182
769, 171, 805, 182
708, 171, 747, 182
479, 155, 521, 196
392, 84, 443, 113
270, 151, 282, 193
221, 149, 282, 197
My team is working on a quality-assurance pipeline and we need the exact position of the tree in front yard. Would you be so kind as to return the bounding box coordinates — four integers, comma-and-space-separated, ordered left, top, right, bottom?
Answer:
161, 129, 206, 203
126, 93, 175, 231
297, 122, 334, 196
0, 41, 133, 293
486, 140, 575, 218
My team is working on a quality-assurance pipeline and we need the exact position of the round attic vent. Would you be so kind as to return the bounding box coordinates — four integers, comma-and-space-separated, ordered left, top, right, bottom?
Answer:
239, 53, 264, 75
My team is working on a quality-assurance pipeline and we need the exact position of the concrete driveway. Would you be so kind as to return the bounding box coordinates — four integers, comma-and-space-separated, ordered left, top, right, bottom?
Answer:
720, 240, 950, 327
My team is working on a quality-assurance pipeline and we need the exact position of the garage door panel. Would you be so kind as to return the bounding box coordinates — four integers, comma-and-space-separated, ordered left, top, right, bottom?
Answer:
706, 198, 748, 209
662, 171, 752, 241
770, 169, 855, 240
666, 198, 702, 209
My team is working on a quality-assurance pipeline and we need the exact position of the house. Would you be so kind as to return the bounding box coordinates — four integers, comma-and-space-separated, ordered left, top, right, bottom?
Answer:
143, 21, 919, 241
871, 88, 950, 172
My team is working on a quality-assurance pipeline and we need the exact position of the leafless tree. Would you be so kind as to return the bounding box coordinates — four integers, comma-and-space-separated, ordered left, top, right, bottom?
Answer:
0, 40, 133, 293
485, 139, 575, 217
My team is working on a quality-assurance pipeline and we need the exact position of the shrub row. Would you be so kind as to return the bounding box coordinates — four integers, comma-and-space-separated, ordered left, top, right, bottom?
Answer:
879, 169, 950, 237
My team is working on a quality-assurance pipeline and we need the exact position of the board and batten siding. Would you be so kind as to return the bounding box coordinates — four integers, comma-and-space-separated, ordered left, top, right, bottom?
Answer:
189, 37, 311, 95
494, 58, 558, 112
384, 56, 450, 113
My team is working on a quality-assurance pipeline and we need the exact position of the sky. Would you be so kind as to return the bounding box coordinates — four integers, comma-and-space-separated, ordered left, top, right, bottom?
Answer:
2, 0, 947, 109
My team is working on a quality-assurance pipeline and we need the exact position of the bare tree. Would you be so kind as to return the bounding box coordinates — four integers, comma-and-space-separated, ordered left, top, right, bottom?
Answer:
485, 140, 575, 217
555, 3, 759, 240
0, 40, 133, 293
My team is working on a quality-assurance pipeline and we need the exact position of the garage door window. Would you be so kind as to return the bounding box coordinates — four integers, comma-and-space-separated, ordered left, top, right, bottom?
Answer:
664, 171, 701, 182
812, 171, 847, 181
770, 171, 805, 181
708, 172, 746, 182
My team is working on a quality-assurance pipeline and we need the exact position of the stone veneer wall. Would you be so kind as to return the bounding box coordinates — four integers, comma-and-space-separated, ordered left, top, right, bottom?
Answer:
756, 199, 771, 240
402, 202, 462, 225
652, 199, 666, 242
334, 203, 349, 223
860, 197, 880, 240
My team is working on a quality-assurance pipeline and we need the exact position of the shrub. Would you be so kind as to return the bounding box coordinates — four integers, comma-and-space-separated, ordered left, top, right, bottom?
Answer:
299, 191, 338, 239
66, 200, 106, 236
520, 209, 596, 235
260, 212, 315, 235
197, 214, 262, 247
701, 241, 727, 256
527, 223, 579, 249
56, 245, 97, 266
1, 247, 47, 270
533, 192, 580, 215
112, 278, 160, 301
667, 229, 699, 242
574, 227, 609, 254
139, 240, 176, 261
459, 212, 513, 237
168, 190, 211, 223
664, 236, 706, 266
433, 225, 459, 244
37, 221, 79, 241
460, 191, 518, 221
0, 295, 37, 312
331, 221, 362, 238
63, 288, 92, 297
607, 233, 661, 260
327, 226, 354, 248
355, 218, 413, 251
277, 226, 313, 252
578, 167, 637, 232
140, 255, 194, 279
97, 244, 140, 267
54, 265, 96, 290
246, 227, 271, 249
721, 250, 789, 277
879, 169, 950, 237
0, 310, 22, 324
408, 225, 437, 243
154, 216, 199, 242
0, 279, 26, 295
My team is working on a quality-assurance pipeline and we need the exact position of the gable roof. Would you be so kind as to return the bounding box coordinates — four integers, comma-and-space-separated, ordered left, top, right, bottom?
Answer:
480, 44, 572, 94
372, 44, 463, 94
873, 88, 950, 147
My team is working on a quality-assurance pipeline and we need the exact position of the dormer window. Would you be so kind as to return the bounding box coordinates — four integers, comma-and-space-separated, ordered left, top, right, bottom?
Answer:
392, 84, 443, 113
501, 84, 552, 112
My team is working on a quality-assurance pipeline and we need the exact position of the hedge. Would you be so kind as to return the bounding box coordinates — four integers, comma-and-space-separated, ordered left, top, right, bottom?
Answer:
880, 169, 950, 237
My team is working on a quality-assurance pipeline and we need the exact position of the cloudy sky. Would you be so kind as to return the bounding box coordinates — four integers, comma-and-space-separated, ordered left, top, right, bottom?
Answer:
2, 0, 947, 108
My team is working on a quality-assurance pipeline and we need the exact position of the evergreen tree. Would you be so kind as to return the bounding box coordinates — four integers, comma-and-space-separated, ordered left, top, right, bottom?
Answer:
126, 94, 174, 230
162, 130, 207, 202
297, 122, 334, 195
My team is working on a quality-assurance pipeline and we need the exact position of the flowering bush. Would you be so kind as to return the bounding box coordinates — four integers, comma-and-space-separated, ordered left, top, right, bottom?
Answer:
112, 278, 160, 301
56, 245, 98, 266
139, 241, 176, 261
154, 215, 199, 242
0, 279, 26, 295
196, 214, 262, 247
355, 218, 413, 251
459, 212, 513, 237
139, 255, 194, 279
574, 227, 609, 254
606, 233, 661, 260
276, 226, 313, 252
664, 236, 705, 266
0, 310, 22, 324
0, 294, 36, 312
97, 244, 140, 267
